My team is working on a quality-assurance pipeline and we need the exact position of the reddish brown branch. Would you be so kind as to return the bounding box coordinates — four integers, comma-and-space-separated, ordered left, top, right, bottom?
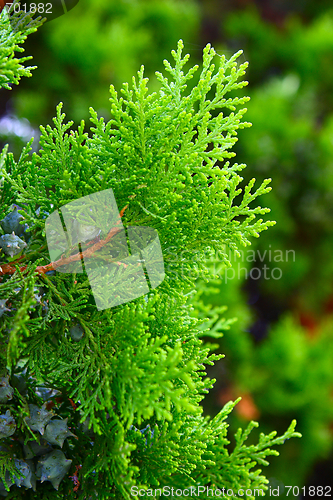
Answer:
0, 205, 128, 277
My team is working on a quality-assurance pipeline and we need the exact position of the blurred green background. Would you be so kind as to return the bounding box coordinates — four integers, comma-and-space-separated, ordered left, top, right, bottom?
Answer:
1, 0, 333, 496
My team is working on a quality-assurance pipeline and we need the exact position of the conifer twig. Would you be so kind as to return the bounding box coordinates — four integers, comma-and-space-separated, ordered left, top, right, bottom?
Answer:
0, 205, 128, 276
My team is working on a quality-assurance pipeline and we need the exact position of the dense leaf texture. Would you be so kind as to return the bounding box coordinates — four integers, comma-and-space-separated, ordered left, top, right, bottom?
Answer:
0, 34, 300, 499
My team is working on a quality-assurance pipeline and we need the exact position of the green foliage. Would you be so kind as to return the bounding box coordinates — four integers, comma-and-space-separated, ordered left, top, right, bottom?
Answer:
0, 31, 301, 498
224, 7, 333, 310
235, 314, 333, 487
10, 0, 200, 127
183, 7, 333, 487
0, 3, 44, 90
193, 255, 333, 487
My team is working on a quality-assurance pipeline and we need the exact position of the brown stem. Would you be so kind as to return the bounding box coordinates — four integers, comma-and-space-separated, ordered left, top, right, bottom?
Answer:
0, 205, 128, 277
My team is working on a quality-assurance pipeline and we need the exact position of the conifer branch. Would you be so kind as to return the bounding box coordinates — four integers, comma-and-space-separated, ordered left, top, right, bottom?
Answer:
0, 205, 128, 277
0, 37, 302, 497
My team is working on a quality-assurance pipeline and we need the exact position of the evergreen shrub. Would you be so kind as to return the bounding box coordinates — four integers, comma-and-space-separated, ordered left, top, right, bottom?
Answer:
0, 8, 301, 498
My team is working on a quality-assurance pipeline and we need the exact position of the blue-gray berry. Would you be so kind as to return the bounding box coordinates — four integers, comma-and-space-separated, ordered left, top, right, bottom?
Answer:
0, 207, 28, 236
24, 403, 55, 435
0, 377, 14, 403
13, 459, 36, 490
44, 418, 76, 448
70, 323, 84, 341
0, 410, 16, 439
36, 449, 72, 490
23, 438, 53, 459
0, 300, 10, 318
0, 232, 27, 258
